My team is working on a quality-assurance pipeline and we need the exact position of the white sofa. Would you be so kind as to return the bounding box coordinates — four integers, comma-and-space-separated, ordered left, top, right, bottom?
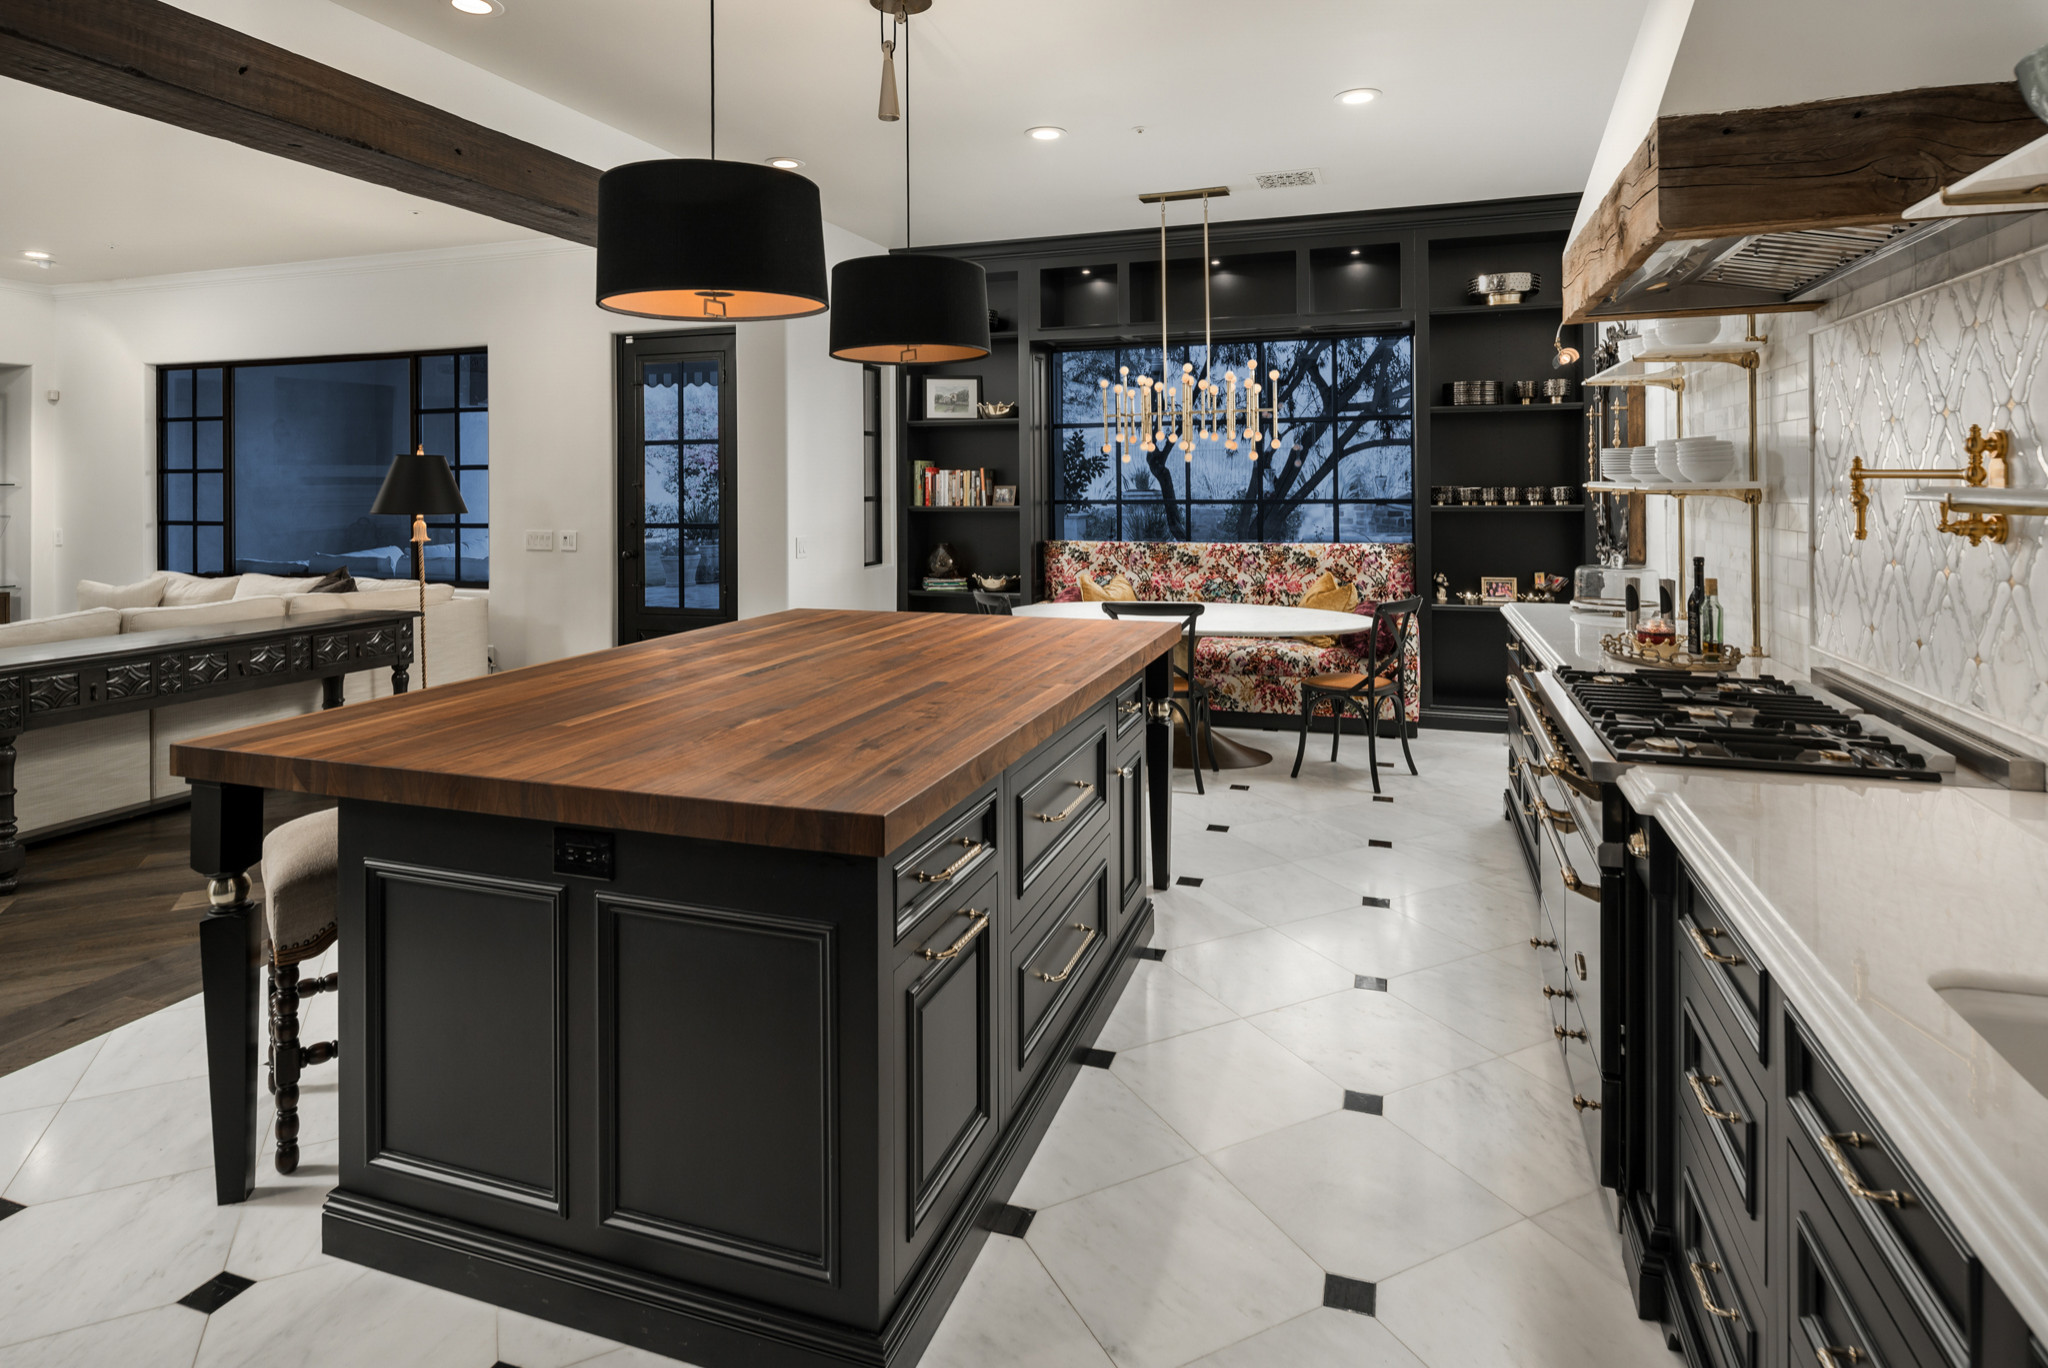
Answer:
3, 571, 489, 840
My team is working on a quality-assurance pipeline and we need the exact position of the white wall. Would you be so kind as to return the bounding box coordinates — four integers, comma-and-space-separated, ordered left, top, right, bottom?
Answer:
0, 279, 57, 615
42, 224, 890, 668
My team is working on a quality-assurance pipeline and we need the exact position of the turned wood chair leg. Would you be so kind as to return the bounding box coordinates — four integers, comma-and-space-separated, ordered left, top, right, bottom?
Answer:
271, 962, 302, 1175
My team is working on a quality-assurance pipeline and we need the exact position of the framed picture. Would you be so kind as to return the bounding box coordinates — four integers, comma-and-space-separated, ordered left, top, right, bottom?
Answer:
923, 375, 980, 420
991, 485, 1017, 506
1480, 575, 1517, 603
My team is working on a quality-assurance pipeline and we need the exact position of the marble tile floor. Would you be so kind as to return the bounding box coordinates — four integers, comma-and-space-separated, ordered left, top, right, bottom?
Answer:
0, 726, 1675, 1368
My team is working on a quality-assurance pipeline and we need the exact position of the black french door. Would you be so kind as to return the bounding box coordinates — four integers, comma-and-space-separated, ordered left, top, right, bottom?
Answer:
616, 331, 737, 642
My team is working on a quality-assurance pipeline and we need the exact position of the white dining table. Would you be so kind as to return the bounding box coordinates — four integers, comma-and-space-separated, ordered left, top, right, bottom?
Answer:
1010, 600, 1376, 769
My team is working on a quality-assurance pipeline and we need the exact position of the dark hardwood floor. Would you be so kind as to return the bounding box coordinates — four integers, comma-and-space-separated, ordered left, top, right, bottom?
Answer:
0, 793, 330, 1077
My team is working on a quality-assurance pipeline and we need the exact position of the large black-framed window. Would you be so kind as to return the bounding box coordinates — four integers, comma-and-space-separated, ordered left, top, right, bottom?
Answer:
862, 364, 884, 566
156, 349, 489, 585
616, 330, 738, 642
1049, 333, 1413, 542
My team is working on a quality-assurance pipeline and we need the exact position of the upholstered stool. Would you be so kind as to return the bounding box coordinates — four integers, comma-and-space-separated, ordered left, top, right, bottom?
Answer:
262, 806, 340, 1175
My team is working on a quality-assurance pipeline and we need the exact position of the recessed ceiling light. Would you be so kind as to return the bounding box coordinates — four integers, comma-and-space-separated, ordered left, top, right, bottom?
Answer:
765, 157, 804, 170
1026, 126, 1065, 141
21, 250, 50, 260
1334, 88, 1380, 106
1211, 259, 1221, 266
1079, 268, 1091, 276
450, 0, 501, 14
1350, 249, 1361, 256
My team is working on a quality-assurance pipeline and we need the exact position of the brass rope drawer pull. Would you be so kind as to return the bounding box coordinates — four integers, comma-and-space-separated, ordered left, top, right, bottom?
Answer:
1572, 1093, 1601, 1112
1543, 985, 1575, 1000
1555, 1025, 1588, 1042
1033, 923, 1098, 983
1529, 936, 1557, 949
1688, 924, 1746, 967
1819, 1132, 1915, 1208
1689, 1261, 1740, 1321
920, 910, 989, 962
1688, 1071, 1744, 1123
1816, 1347, 1865, 1366
1034, 781, 1096, 823
913, 839, 986, 883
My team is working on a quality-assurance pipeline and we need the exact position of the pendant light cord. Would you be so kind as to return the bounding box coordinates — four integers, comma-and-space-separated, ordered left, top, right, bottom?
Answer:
903, 10, 911, 249
708, 0, 716, 159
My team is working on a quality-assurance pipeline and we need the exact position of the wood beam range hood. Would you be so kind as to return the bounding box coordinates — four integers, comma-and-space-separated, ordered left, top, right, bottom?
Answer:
1562, 81, 2042, 323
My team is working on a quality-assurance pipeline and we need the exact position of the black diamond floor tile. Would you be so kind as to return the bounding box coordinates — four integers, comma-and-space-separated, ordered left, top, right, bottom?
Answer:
178, 1271, 254, 1314
0, 1198, 24, 1222
1368, 839, 1393, 849
1229, 784, 1250, 791
1343, 1090, 1384, 1115
1373, 795, 1394, 803
1323, 1273, 1377, 1316
986, 1203, 1035, 1238
1355, 975, 1388, 991
1206, 823, 1230, 832
1077, 1047, 1116, 1069
1176, 876, 1203, 887
1360, 896, 1390, 908
1135, 945, 1167, 961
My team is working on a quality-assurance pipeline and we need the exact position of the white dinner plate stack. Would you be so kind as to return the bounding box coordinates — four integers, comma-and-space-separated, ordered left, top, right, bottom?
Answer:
1598, 445, 1633, 481
1630, 445, 1668, 484
1674, 436, 1738, 483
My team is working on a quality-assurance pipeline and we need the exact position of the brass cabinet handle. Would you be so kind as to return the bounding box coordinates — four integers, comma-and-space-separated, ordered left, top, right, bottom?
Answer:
1816, 1347, 1865, 1366
920, 910, 990, 961
1034, 780, 1097, 823
1508, 755, 1521, 777
1117, 698, 1143, 716
1529, 936, 1557, 949
1033, 922, 1098, 983
913, 838, 986, 884
1688, 924, 1746, 967
1689, 1261, 1740, 1321
1819, 1132, 1914, 1208
1572, 1092, 1602, 1112
1688, 1071, 1744, 1123
1543, 985, 1575, 999
1555, 1025, 1588, 1041
1628, 830, 1649, 859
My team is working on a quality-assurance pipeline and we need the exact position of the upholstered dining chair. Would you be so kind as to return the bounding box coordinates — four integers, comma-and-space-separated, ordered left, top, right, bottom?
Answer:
1101, 601, 1218, 793
1290, 595, 1420, 792
261, 807, 340, 1175
971, 590, 1013, 615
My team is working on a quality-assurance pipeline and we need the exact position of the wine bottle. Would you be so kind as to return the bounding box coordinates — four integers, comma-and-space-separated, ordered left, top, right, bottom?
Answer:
1686, 556, 1705, 654
1701, 578, 1724, 660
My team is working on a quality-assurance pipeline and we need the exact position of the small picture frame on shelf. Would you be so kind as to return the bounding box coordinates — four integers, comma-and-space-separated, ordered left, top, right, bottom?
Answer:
923, 375, 981, 420
1480, 576, 1517, 604
991, 485, 1017, 506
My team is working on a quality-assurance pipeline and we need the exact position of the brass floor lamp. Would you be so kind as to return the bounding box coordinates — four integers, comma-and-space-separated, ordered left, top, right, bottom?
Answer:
369, 444, 467, 688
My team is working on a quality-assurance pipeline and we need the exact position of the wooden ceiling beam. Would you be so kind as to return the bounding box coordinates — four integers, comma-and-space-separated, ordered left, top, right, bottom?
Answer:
0, 0, 601, 246
1563, 82, 2039, 322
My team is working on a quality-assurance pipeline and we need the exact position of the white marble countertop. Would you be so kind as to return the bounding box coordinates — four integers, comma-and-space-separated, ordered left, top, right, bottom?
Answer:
1621, 766, 2048, 1335
1501, 602, 1789, 680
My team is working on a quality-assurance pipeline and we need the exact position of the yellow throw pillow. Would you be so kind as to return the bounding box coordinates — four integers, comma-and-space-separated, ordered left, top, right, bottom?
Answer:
1297, 571, 1359, 647
1079, 571, 1137, 602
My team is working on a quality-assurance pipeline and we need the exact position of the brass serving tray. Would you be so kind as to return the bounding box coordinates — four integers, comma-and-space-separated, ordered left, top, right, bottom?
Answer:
1600, 633, 1745, 673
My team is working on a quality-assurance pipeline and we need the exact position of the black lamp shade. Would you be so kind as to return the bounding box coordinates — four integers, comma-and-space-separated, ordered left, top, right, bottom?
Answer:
597, 159, 829, 321
829, 253, 991, 363
371, 448, 467, 516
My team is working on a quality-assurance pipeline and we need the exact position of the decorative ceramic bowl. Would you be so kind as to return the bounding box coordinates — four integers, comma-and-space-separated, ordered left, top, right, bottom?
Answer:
1645, 316, 1721, 347
1468, 272, 1541, 304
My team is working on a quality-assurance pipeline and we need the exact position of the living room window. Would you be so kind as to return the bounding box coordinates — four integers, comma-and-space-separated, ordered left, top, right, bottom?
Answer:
862, 364, 884, 567
1049, 333, 1412, 542
156, 349, 489, 585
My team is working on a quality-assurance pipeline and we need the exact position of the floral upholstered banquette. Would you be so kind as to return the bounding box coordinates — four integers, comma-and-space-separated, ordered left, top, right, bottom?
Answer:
1043, 541, 1418, 720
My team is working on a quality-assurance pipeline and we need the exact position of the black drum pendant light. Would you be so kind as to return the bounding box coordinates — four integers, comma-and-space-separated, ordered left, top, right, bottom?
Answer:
597, 1, 828, 321
829, 1, 989, 364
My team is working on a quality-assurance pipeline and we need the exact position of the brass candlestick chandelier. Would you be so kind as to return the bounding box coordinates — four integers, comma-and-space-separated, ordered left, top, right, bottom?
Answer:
1098, 188, 1287, 464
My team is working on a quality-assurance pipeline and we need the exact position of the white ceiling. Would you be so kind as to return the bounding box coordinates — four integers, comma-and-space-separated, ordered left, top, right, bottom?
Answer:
328, 0, 1649, 248
0, 78, 541, 287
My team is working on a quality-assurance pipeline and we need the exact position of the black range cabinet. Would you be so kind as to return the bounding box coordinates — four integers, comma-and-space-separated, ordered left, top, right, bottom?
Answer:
306, 676, 1164, 1368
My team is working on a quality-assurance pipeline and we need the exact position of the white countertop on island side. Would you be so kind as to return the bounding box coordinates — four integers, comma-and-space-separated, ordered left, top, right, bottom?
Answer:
1621, 765, 2048, 1336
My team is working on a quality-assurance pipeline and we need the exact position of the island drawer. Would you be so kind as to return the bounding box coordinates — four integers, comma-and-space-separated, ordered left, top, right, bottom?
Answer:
1014, 723, 1109, 900
1111, 748, 1146, 927
1786, 1017, 1970, 1368
1678, 986, 1762, 1220
1679, 1170, 1762, 1368
1008, 857, 1111, 1103
1789, 1156, 1921, 1368
1677, 871, 1767, 1061
1113, 678, 1145, 738
893, 795, 999, 940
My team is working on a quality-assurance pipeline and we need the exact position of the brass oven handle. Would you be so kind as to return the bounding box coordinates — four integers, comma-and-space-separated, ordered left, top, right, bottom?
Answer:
1688, 1071, 1744, 1123
1555, 1025, 1588, 1041
1816, 1347, 1865, 1366
913, 838, 987, 884
1543, 985, 1575, 999
1034, 781, 1096, 823
1530, 781, 1602, 903
1509, 678, 1600, 799
1819, 1132, 1914, 1208
1033, 922, 1098, 983
1526, 798, 1577, 833
1530, 935, 1557, 949
920, 910, 990, 961
1687, 924, 1746, 967
1572, 1093, 1602, 1112
1690, 1261, 1740, 1321
1628, 830, 1649, 859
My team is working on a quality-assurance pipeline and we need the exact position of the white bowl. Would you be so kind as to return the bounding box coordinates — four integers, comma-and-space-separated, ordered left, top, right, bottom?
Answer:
1653, 441, 1685, 483
1677, 453, 1738, 483
1599, 452, 1631, 480
1649, 316, 1722, 346
1630, 451, 1667, 484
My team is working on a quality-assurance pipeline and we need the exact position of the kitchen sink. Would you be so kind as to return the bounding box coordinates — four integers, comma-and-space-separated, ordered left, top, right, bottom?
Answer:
1930, 971, 2048, 1100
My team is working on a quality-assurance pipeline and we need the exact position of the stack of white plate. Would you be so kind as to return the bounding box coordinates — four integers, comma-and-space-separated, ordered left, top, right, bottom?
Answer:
1630, 445, 1668, 484
1598, 446, 1632, 481
1674, 436, 1738, 483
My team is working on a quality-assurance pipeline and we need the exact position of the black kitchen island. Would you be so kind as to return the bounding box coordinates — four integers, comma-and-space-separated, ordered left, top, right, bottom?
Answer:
172, 608, 1180, 1368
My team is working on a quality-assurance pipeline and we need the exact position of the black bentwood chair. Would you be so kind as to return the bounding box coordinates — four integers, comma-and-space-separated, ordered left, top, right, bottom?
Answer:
971, 590, 1013, 615
1101, 601, 1218, 794
1291, 595, 1420, 792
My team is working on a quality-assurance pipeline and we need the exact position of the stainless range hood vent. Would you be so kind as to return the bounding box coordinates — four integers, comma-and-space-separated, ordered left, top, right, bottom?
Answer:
1592, 219, 1945, 316
1699, 224, 1917, 294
